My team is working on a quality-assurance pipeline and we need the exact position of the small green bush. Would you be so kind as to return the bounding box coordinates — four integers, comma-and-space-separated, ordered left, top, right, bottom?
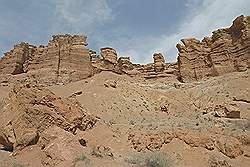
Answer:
12, 163, 28, 167
125, 152, 172, 167
71, 153, 90, 167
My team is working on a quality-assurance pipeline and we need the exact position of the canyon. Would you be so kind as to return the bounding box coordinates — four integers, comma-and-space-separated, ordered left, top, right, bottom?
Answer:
0, 15, 249, 167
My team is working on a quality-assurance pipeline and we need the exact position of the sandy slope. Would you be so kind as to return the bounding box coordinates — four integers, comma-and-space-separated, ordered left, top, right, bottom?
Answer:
0, 70, 249, 167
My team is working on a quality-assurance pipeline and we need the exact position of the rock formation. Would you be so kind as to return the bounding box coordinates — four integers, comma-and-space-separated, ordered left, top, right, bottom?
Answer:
91, 47, 118, 72
0, 15, 249, 85
0, 42, 35, 75
90, 47, 174, 78
0, 15, 249, 167
0, 34, 93, 86
153, 53, 165, 72
116, 57, 134, 74
128, 130, 244, 158
177, 15, 250, 82
0, 84, 98, 151
100, 47, 118, 64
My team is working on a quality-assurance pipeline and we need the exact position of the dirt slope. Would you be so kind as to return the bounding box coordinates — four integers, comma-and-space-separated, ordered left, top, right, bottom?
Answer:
1, 70, 249, 167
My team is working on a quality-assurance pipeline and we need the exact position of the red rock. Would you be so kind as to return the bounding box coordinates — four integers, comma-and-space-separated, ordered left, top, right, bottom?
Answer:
100, 47, 118, 64
153, 53, 165, 72
0, 34, 93, 86
216, 136, 243, 158
0, 84, 98, 151
177, 15, 250, 82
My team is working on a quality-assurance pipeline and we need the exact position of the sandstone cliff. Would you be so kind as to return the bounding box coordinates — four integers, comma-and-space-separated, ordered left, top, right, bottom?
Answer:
0, 15, 249, 85
0, 42, 35, 75
0, 35, 93, 86
177, 15, 250, 82
0, 15, 249, 167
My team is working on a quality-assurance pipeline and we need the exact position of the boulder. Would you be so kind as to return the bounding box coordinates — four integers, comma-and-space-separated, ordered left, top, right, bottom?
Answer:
182, 132, 215, 150
104, 80, 117, 88
216, 136, 243, 158
100, 47, 118, 64
0, 84, 98, 151
38, 126, 85, 167
225, 105, 241, 119
213, 104, 241, 119
128, 132, 174, 152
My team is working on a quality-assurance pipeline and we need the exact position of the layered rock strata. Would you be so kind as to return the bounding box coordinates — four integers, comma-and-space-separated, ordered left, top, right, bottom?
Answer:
177, 15, 250, 82
0, 35, 92, 86
0, 15, 249, 84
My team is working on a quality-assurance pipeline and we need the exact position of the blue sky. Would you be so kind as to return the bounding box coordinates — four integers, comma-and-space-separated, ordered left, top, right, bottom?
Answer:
0, 0, 249, 63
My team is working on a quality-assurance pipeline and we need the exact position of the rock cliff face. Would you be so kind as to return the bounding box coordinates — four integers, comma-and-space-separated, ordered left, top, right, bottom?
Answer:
0, 15, 249, 84
0, 42, 36, 75
30, 35, 93, 84
0, 35, 92, 86
0, 15, 250, 167
177, 15, 250, 82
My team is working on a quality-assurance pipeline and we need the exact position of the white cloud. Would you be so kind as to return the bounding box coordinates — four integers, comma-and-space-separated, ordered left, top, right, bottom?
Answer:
105, 34, 160, 64
152, 0, 250, 62
113, 0, 250, 63
1, 0, 249, 63
51, 0, 113, 34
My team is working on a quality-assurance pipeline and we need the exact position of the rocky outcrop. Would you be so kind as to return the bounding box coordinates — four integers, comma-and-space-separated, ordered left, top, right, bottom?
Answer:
153, 53, 165, 72
38, 126, 87, 167
91, 47, 118, 72
132, 53, 178, 79
177, 15, 250, 82
0, 84, 98, 151
216, 136, 244, 158
128, 130, 244, 158
28, 34, 93, 84
0, 42, 36, 75
0, 34, 93, 86
117, 57, 134, 73
100, 47, 118, 64
91, 48, 177, 78
128, 132, 174, 152
0, 16, 248, 84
